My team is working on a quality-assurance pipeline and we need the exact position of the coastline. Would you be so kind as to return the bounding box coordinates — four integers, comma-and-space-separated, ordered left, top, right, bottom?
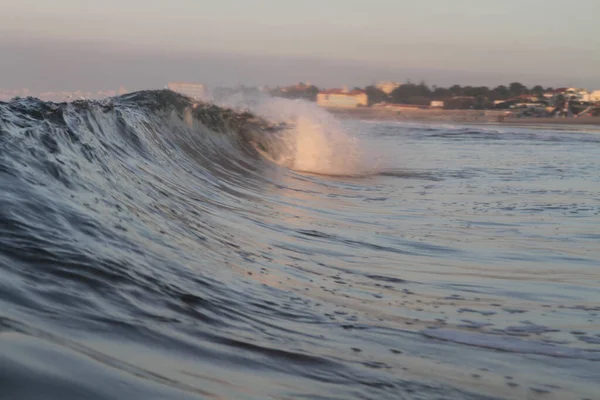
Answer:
324, 106, 600, 128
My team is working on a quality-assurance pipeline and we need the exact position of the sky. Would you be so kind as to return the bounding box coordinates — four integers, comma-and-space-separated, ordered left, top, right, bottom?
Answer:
1, 0, 599, 91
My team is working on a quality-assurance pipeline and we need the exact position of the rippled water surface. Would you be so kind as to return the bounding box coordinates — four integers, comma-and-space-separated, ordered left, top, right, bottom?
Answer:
1, 92, 599, 399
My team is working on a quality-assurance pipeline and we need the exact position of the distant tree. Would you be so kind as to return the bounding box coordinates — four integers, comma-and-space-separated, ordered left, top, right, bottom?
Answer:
348, 79, 564, 108
530, 85, 545, 96
462, 86, 475, 97
417, 81, 432, 97
271, 84, 320, 101
364, 86, 388, 105
444, 96, 476, 109
463, 86, 490, 98
390, 82, 431, 104
390, 84, 411, 103
407, 96, 431, 106
489, 85, 509, 100
474, 95, 492, 110
432, 87, 453, 100
508, 82, 528, 98
449, 85, 464, 97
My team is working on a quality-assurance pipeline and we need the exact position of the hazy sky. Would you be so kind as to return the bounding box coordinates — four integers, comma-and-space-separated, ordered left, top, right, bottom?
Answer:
1, 0, 599, 91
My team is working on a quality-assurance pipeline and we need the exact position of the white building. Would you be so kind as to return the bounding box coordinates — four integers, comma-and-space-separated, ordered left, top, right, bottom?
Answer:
546, 87, 600, 103
316, 89, 368, 108
167, 82, 206, 100
564, 88, 590, 102
376, 81, 402, 94
583, 90, 600, 102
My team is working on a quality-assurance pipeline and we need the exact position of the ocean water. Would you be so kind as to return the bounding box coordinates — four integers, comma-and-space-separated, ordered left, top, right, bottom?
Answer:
0, 91, 599, 400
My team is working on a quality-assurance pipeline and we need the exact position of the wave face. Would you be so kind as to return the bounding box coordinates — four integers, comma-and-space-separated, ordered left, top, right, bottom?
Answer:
1, 91, 600, 400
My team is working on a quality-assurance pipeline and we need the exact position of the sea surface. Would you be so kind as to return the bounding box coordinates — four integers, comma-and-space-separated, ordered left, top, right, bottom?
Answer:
0, 91, 599, 400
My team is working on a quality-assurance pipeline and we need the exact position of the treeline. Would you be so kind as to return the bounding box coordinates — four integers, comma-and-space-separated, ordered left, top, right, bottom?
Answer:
363, 81, 552, 109
229, 81, 559, 110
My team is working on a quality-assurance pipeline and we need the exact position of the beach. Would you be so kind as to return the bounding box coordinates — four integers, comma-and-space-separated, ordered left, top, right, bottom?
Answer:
325, 106, 600, 127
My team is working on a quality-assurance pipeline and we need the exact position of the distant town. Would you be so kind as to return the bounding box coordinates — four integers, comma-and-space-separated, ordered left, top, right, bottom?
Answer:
262, 81, 600, 118
2, 80, 599, 119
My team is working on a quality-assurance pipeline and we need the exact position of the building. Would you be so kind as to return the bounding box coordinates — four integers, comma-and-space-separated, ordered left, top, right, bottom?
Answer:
316, 89, 368, 108
167, 82, 206, 100
546, 88, 600, 104
566, 88, 590, 101
581, 90, 600, 103
550, 88, 589, 101
376, 81, 402, 94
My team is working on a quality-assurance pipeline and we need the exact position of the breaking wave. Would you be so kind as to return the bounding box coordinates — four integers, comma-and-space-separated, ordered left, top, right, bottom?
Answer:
1, 90, 598, 400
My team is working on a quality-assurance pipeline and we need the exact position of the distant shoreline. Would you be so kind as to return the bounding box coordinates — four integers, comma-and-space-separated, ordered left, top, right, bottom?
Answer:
324, 106, 600, 127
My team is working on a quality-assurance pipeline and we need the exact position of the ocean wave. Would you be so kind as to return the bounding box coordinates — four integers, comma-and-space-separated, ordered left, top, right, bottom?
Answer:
1, 90, 599, 399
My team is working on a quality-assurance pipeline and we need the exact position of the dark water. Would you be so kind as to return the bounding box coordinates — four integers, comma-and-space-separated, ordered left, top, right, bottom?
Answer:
1, 91, 599, 400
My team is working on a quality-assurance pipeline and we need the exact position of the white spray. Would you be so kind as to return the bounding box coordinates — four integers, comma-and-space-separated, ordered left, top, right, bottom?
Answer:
212, 93, 369, 176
